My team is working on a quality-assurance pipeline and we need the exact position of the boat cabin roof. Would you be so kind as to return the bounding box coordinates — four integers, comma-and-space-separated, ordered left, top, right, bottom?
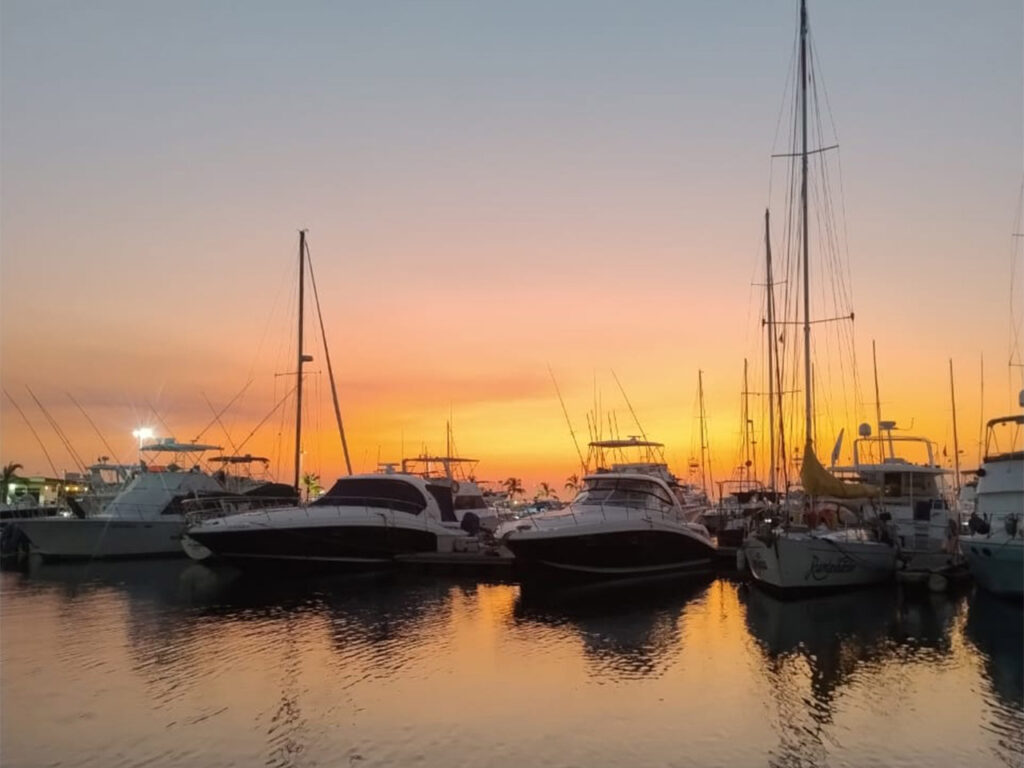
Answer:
311, 473, 456, 522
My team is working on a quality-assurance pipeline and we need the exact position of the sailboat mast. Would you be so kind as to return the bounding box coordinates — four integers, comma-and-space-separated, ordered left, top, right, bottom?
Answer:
872, 339, 884, 458
742, 358, 751, 486
764, 209, 778, 493
698, 369, 711, 499
800, 0, 813, 452
294, 229, 307, 492
949, 358, 961, 496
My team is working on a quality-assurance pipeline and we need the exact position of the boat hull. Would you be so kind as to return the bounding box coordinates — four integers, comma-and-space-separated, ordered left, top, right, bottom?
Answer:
505, 523, 716, 581
961, 535, 1024, 598
743, 531, 897, 595
186, 517, 439, 568
14, 517, 187, 560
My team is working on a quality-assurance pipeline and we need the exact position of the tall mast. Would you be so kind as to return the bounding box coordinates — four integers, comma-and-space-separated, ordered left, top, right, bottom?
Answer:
698, 369, 712, 499
765, 209, 778, 493
742, 358, 751, 487
800, 0, 813, 453
872, 339, 884, 458
294, 229, 307, 492
949, 358, 961, 496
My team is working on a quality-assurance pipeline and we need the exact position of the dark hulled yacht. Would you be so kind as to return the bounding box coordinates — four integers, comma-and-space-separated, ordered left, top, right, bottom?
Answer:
183, 473, 469, 567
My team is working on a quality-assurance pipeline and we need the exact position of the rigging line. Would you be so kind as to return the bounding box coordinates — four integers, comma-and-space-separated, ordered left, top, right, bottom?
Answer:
610, 369, 648, 442
26, 386, 86, 473
194, 379, 254, 443
144, 399, 175, 440
304, 239, 353, 476
3, 389, 60, 477
201, 391, 241, 455
549, 365, 587, 475
235, 383, 299, 456
247, 247, 296, 384
66, 393, 122, 466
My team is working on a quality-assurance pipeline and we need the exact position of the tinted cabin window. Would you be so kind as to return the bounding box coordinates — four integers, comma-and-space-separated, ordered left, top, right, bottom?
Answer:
313, 478, 427, 515
454, 495, 488, 511
426, 484, 457, 522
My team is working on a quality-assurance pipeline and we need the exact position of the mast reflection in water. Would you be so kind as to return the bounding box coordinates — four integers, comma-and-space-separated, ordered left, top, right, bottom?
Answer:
1, 560, 1020, 768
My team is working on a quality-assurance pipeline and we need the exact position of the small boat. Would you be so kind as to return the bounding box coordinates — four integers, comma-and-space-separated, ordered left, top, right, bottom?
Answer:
15, 439, 225, 560
499, 438, 717, 581
183, 473, 472, 568
960, 399, 1024, 598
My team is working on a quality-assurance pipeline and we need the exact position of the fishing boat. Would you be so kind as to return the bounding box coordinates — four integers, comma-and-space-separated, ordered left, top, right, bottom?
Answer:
500, 437, 716, 580
741, 0, 898, 594
15, 439, 225, 560
831, 422, 963, 582
960, 398, 1024, 598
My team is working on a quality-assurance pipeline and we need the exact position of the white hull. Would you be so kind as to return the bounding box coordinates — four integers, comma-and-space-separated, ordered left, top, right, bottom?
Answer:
961, 534, 1024, 597
743, 529, 898, 592
15, 517, 186, 560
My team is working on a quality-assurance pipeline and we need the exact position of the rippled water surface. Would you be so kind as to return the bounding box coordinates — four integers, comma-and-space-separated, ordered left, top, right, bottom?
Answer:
2, 560, 1021, 767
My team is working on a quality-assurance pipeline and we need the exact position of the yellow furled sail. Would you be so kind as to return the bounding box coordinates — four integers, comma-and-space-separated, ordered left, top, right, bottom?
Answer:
800, 440, 879, 499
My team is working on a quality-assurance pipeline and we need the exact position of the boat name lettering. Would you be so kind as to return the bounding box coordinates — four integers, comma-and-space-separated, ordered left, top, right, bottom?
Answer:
804, 554, 856, 581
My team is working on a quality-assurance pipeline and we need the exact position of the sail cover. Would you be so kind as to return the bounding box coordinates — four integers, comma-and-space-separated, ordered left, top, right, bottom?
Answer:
800, 440, 879, 499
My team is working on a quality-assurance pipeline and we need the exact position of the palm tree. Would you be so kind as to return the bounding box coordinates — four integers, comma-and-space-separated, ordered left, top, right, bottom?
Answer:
537, 481, 555, 500
564, 474, 580, 494
2, 462, 23, 504
503, 477, 524, 501
300, 472, 323, 502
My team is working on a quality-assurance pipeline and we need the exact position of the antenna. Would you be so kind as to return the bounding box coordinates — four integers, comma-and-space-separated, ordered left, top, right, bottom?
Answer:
549, 365, 587, 476
611, 369, 648, 442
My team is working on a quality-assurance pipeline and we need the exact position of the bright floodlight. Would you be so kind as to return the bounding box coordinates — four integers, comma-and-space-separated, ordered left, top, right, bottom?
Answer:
132, 427, 155, 447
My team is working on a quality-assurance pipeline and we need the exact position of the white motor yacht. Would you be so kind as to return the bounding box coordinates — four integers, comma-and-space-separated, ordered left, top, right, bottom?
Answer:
499, 438, 716, 580
832, 422, 961, 578
16, 439, 224, 560
960, 398, 1023, 598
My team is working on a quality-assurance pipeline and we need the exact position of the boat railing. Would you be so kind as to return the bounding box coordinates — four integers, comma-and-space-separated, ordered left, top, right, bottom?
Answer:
183, 495, 301, 525
530, 498, 693, 528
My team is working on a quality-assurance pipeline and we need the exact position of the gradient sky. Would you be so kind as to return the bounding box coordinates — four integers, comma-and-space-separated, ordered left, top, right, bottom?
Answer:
2, 1, 1022, 494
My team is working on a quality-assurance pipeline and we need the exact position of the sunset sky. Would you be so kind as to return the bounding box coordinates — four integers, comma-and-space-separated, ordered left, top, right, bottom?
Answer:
2, 1, 1022, 496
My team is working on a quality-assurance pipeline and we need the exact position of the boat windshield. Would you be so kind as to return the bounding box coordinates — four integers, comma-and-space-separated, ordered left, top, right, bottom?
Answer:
312, 478, 427, 515
576, 478, 676, 512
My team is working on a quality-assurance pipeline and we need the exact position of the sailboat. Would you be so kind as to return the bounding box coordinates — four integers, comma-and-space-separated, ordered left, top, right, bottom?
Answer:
741, 0, 898, 594
184, 232, 474, 567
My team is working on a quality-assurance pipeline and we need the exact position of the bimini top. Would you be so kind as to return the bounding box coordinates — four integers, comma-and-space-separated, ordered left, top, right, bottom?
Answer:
209, 454, 270, 464
983, 413, 1024, 463
589, 438, 664, 449
141, 438, 222, 453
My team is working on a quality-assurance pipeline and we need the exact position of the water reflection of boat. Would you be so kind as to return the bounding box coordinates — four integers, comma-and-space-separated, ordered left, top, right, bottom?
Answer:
963, 588, 1024, 712
740, 583, 968, 766
513, 576, 711, 680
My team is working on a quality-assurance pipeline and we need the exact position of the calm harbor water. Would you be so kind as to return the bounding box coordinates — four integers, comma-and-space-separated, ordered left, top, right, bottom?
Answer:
1, 560, 1021, 768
